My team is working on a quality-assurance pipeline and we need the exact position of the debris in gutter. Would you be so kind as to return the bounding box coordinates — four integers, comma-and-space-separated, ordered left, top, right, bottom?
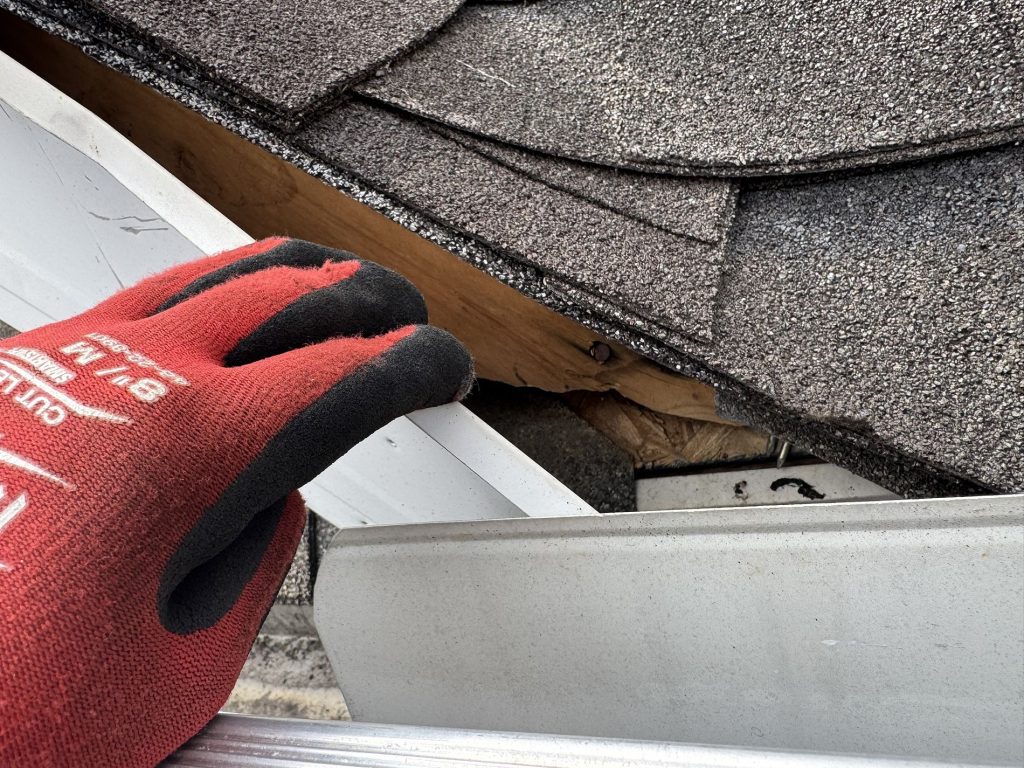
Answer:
770, 477, 826, 501
465, 382, 636, 514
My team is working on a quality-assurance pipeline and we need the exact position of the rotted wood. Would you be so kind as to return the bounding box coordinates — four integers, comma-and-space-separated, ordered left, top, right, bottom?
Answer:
565, 391, 771, 470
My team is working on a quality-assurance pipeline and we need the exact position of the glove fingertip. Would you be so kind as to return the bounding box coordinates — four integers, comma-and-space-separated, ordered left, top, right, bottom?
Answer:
388, 324, 476, 408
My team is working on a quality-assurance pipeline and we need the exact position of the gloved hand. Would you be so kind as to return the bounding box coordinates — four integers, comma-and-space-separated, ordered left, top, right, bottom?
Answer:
0, 238, 473, 766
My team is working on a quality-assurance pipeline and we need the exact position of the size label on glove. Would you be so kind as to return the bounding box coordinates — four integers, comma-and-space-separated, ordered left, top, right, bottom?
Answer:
62, 341, 170, 405
76, 333, 190, 388
61, 333, 190, 405
0, 334, 188, 429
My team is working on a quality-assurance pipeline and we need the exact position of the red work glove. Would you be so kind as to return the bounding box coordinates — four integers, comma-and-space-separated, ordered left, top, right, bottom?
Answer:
0, 238, 473, 766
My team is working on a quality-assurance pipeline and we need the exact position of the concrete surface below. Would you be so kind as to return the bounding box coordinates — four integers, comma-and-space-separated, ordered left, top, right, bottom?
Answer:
225, 633, 349, 720
225, 513, 350, 720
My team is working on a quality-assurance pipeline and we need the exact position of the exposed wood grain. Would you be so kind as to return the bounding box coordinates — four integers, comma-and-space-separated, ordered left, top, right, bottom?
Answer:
0, 14, 731, 423
566, 391, 770, 469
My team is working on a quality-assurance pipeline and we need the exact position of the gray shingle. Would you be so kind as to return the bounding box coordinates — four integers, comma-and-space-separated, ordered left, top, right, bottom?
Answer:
5, 0, 1020, 495
564, 146, 1024, 493
299, 102, 1024, 492
79, 0, 464, 119
296, 100, 733, 342
434, 127, 736, 242
709, 147, 1023, 491
361, 0, 1024, 175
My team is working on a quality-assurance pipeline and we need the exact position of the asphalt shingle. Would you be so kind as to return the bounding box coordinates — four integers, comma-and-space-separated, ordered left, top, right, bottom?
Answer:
566, 146, 1024, 493
296, 100, 733, 342
79, 0, 465, 120
361, 0, 1024, 175
707, 147, 1024, 492
435, 127, 736, 242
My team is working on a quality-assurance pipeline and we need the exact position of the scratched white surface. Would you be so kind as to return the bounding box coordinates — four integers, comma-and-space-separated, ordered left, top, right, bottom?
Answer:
0, 97, 204, 330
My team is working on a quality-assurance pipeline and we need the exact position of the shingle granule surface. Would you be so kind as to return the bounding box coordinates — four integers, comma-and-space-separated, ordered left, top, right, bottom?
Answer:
362, 0, 1024, 174
296, 100, 734, 342
82, 0, 465, 119
678, 147, 1024, 492
434, 127, 736, 242
5, 0, 1020, 494
538, 145, 1023, 493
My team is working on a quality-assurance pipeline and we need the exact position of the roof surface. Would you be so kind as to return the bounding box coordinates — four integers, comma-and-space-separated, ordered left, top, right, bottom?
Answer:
89, 0, 463, 119
361, 0, 1024, 174
675, 147, 1022, 493
296, 100, 734, 341
435, 127, 736, 242
5, 0, 1021, 495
